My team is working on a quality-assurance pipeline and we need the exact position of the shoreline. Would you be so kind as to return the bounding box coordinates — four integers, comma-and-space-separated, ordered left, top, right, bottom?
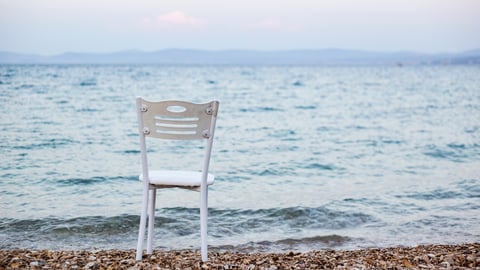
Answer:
1, 243, 478, 269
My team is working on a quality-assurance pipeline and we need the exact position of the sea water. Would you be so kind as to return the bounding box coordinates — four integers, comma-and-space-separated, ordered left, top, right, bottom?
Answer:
0, 64, 479, 252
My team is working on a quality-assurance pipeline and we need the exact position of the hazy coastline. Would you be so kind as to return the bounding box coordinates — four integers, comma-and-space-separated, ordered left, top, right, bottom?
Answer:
1, 48, 480, 65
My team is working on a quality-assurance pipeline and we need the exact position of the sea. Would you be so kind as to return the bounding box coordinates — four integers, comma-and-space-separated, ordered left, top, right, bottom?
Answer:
1, 64, 479, 253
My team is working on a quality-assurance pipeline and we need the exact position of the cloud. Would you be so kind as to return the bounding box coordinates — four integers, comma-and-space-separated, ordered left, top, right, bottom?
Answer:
157, 11, 205, 26
139, 11, 206, 32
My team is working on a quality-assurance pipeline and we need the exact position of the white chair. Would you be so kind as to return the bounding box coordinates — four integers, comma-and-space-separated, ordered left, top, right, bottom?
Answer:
135, 97, 219, 261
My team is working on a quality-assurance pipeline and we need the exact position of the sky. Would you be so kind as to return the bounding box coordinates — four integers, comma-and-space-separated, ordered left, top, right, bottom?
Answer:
1, 0, 479, 55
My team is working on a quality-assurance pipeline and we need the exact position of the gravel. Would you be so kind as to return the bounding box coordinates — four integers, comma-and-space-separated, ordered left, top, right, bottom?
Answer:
1, 243, 478, 269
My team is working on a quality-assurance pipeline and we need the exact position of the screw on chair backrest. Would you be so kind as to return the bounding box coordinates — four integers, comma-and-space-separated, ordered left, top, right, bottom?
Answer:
137, 98, 219, 141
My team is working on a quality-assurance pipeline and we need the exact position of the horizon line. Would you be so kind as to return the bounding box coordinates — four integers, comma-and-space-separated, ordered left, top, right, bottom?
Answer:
2, 47, 480, 57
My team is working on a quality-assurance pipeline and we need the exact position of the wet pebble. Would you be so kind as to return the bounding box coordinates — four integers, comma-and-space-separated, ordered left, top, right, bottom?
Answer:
0, 243, 478, 269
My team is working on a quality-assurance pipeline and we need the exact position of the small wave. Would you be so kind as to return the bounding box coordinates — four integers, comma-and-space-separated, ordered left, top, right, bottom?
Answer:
447, 143, 467, 149
256, 169, 278, 176
456, 179, 480, 199
0, 213, 357, 252
121, 149, 141, 154
14, 84, 35, 90
464, 126, 479, 134
209, 206, 376, 235
76, 107, 99, 112
239, 107, 284, 112
1, 70, 16, 78
79, 79, 97, 86
32, 120, 62, 126
2, 206, 374, 235
46, 73, 60, 78
56, 176, 134, 186
56, 176, 109, 186
292, 80, 304, 87
51, 215, 139, 235
303, 163, 335, 171
13, 138, 77, 150
423, 149, 454, 159
216, 235, 352, 253
0, 215, 139, 235
423, 143, 479, 162
382, 139, 404, 145
269, 129, 298, 141
55, 100, 69, 105
274, 235, 350, 246
132, 71, 151, 78
397, 189, 464, 201
396, 179, 480, 201
295, 105, 316, 110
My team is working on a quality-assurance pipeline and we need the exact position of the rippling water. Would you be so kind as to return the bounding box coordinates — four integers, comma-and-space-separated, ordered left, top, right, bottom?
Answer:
1, 64, 479, 252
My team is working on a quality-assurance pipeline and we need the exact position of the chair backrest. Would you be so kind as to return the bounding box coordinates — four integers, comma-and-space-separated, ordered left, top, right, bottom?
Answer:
136, 97, 219, 183
136, 98, 219, 141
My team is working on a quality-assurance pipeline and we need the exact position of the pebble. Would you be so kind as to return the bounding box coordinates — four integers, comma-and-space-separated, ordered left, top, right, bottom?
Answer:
84, 261, 98, 269
0, 243, 478, 269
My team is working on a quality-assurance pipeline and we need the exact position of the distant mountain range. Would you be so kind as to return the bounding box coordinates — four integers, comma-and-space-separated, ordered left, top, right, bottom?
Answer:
1, 49, 479, 65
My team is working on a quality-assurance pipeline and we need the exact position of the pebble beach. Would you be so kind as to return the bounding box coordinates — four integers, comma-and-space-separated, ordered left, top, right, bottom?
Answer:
1, 243, 479, 269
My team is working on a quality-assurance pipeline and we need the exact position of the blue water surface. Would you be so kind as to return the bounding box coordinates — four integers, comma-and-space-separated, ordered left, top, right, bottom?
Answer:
0, 65, 479, 251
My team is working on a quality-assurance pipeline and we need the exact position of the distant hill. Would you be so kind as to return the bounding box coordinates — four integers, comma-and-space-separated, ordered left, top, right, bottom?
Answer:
1, 49, 479, 65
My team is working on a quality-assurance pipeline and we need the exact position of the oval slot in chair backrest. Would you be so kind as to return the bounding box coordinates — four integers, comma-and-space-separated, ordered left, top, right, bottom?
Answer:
138, 98, 219, 140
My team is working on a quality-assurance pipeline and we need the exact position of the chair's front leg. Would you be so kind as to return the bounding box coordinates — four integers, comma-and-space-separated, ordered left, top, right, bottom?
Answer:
147, 188, 157, 254
136, 185, 150, 260
200, 185, 208, 261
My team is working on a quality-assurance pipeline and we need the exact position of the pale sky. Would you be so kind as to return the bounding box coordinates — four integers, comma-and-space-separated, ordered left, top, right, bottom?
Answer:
1, 0, 479, 55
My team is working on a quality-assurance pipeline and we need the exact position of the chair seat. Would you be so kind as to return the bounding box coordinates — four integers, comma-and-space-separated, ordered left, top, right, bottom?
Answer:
140, 170, 215, 187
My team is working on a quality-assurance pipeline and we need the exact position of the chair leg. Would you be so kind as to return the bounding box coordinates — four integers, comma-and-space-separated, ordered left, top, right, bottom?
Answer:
200, 185, 208, 262
147, 188, 156, 254
136, 185, 150, 260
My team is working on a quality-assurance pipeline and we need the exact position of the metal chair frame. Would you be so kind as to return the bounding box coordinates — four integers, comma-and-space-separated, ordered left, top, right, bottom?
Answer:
135, 97, 219, 261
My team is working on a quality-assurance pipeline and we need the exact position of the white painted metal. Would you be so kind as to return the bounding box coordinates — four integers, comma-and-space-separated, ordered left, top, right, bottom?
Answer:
135, 97, 219, 262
